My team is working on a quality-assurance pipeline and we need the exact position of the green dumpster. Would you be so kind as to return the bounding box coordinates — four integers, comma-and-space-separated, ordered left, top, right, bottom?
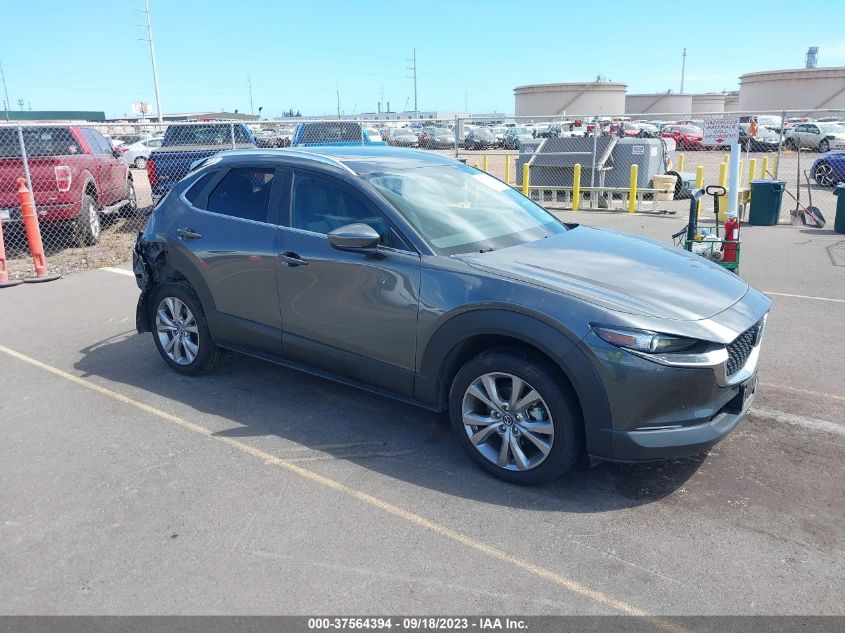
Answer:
834, 185, 845, 234
749, 180, 785, 226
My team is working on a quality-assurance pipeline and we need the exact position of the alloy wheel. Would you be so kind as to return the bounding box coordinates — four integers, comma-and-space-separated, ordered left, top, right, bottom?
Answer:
461, 372, 554, 471
814, 163, 835, 187
88, 201, 100, 240
156, 297, 200, 365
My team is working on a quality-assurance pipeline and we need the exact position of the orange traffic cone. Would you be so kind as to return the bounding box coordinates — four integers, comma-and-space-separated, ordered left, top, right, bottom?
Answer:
16, 177, 60, 283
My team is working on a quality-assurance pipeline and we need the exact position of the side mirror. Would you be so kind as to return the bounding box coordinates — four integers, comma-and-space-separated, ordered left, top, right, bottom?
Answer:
112, 148, 122, 159
328, 223, 381, 254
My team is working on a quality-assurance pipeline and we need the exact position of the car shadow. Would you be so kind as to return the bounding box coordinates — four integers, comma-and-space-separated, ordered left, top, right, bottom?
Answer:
73, 331, 706, 513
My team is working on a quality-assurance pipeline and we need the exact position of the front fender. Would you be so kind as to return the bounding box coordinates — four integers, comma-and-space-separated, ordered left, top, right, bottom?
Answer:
415, 309, 612, 457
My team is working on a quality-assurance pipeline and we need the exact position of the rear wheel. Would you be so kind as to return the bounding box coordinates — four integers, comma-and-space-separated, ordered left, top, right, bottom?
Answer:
121, 178, 139, 216
134, 156, 147, 169
76, 193, 101, 246
785, 138, 797, 151
813, 161, 835, 187
819, 139, 830, 153
449, 349, 582, 485
151, 282, 220, 375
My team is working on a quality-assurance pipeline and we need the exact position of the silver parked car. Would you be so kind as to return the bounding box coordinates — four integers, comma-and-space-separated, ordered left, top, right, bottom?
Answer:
785, 122, 845, 152
134, 147, 770, 484
121, 137, 163, 169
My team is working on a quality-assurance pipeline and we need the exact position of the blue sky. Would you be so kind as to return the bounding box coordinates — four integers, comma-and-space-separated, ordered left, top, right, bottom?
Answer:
3, 0, 845, 119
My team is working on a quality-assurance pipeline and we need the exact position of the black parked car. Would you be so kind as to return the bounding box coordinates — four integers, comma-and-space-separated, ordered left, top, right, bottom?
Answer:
134, 147, 770, 484
464, 127, 498, 150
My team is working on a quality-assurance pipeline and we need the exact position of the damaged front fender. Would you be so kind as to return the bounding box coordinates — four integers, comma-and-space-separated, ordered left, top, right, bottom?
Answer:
133, 233, 165, 334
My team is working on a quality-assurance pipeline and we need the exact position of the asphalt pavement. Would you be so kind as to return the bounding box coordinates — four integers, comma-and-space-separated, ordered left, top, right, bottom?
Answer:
0, 214, 843, 616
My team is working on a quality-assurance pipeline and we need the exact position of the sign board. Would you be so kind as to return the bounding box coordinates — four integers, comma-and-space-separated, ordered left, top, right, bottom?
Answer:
632, 145, 644, 155
703, 117, 739, 146
132, 102, 152, 115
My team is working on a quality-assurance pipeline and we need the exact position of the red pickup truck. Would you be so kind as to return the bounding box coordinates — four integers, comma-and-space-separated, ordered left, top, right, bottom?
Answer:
0, 125, 135, 245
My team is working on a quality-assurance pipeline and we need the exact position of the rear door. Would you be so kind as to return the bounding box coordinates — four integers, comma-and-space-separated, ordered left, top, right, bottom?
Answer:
79, 128, 115, 204
167, 165, 285, 357
91, 129, 126, 203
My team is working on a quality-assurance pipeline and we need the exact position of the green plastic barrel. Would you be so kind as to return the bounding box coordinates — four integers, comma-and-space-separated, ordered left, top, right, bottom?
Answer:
834, 185, 845, 234
749, 180, 786, 226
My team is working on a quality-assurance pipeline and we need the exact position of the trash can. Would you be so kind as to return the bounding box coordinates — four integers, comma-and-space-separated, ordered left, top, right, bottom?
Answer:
748, 179, 786, 226
834, 185, 845, 234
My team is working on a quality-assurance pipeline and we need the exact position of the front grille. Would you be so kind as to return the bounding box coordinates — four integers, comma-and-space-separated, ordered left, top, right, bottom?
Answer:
726, 320, 762, 377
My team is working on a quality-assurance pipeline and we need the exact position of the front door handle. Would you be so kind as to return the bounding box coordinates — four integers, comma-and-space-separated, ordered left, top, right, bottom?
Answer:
279, 251, 309, 266
177, 228, 202, 240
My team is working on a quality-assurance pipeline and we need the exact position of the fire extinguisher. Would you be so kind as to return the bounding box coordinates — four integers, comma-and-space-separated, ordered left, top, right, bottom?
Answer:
723, 215, 740, 263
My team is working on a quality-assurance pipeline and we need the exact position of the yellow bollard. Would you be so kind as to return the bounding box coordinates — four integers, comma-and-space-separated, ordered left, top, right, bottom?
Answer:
677, 152, 685, 172
572, 163, 581, 211
772, 155, 778, 178
719, 161, 728, 188
628, 164, 638, 213
473, 162, 480, 169
504, 156, 511, 185
522, 163, 530, 197
760, 156, 769, 180
748, 158, 757, 186
482, 155, 489, 172
695, 165, 704, 219
723, 153, 729, 165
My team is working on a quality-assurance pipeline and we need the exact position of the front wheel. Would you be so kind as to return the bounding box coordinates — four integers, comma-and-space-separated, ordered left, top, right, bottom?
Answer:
449, 349, 582, 485
813, 162, 835, 187
151, 282, 221, 375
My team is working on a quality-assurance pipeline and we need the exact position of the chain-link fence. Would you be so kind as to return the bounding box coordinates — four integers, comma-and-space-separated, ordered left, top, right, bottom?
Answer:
2, 111, 844, 280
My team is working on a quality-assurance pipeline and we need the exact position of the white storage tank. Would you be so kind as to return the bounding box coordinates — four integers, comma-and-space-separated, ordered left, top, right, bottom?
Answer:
739, 67, 845, 112
724, 92, 740, 112
625, 93, 693, 117
514, 82, 627, 117
691, 93, 726, 114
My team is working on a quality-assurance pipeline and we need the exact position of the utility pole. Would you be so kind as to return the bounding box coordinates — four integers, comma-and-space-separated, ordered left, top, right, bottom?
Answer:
337, 89, 341, 119
407, 48, 418, 118
143, 0, 163, 122
0, 60, 10, 121
680, 48, 687, 93
247, 75, 254, 115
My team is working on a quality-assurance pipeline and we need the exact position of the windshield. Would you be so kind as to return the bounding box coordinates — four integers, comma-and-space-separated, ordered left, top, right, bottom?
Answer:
818, 123, 845, 133
678, 126, 702, 134
512, 127, 530, 135
0, 126, 80, 157
434, 128, 453, 136
365, 164, 565, 255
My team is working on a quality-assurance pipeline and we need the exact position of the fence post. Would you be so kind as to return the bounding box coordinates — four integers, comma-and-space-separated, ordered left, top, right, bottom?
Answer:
504, 156, 511, 185
627, 164, 638, 213
774, 110, 785, 179
677, 152, 685, 172
589, 118, 598, 208
572, 163, 581, 211
230, 123, 236, 150
695, 165, 704, 219
522, 163, 530, 197
16, 126, 34, 194
482, 155, 488, 172
454, 116, 459, 157
760, 156, 769, 179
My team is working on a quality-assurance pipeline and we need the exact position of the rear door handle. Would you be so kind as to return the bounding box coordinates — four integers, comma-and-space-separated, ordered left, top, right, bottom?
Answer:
279, 251, 309, 267
177, 228, 202, 240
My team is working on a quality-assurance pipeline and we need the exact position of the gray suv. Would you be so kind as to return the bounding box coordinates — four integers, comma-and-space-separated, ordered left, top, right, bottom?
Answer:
133, 147, 770, 484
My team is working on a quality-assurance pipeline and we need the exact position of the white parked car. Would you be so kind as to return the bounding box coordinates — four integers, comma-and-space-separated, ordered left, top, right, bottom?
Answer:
121, 137, 163, 169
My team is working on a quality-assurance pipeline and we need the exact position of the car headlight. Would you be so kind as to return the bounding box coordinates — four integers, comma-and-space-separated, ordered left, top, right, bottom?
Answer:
592, 325, 697, 353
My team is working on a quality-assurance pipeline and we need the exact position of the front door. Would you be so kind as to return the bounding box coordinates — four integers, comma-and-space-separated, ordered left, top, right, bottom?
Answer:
275, 170, 421, 396
166, 165, 284, 357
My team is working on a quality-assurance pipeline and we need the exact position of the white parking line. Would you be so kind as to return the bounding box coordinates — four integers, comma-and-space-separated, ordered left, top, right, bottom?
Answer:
765, 291, 845, 304
750, 407, 845, 438
100, 267, 135, 278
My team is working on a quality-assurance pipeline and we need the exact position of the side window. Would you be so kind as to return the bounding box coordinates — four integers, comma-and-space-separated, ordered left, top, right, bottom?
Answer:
291, 172, 393, 247
146, 139, 162, 148
205, 167, 274, 223
184, 171, 219, 206
79, 128, 102, 154
91, 130, 112, 154
234, 126, 251, 144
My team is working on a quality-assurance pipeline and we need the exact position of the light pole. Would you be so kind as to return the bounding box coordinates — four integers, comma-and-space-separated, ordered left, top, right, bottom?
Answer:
144, 0, 163, 122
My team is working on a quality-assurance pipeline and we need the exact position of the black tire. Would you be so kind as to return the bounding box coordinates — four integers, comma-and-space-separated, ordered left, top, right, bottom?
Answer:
819, 139, 830, 153
121, 177, 139, 217
677, 140, 686, 151
134, 156, 147, 169
785, 138, 797, 151
448, 348, 582, 485
77, 193, 101, 246
813, 161, 835, 187
150, 281, 221, 376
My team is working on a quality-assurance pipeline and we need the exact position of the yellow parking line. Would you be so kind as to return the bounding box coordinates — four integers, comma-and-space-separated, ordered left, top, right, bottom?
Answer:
0, 342, 685, 631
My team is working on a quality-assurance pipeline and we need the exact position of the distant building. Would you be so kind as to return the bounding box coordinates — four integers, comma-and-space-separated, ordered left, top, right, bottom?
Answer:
1, 110, 106, 122
279, 111, 471, 122
106, 111, 259, 123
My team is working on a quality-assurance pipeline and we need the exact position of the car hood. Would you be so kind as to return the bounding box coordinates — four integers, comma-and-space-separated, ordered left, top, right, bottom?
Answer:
458, 226, 749, 322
